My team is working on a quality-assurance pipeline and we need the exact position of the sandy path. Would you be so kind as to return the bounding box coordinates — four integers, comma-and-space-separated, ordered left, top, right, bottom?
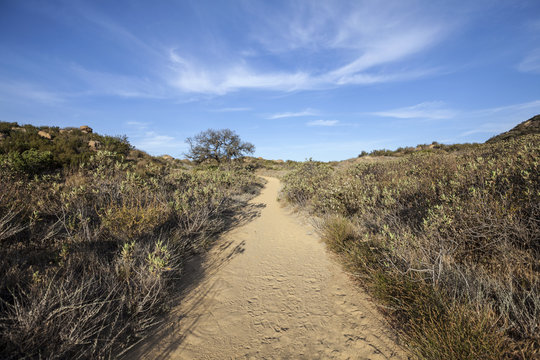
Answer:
131, 177, 405, 359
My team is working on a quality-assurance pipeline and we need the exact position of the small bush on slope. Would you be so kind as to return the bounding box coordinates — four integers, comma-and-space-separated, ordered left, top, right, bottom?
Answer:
283, 134, 539, 359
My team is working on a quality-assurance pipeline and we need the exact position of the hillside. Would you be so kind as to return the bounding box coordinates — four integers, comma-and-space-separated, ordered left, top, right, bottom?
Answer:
486, 114, 540, 143
0, 122, 263, 359
0, 122, 133, 169
281, 129, 539, 358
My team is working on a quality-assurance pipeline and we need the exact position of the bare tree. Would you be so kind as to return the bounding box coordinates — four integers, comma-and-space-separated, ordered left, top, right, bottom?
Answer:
185, 129, 255, 164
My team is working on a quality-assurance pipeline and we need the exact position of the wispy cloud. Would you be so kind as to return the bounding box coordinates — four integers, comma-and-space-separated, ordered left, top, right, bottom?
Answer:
167, 2, 451, 95
125, 121, 186, 155
517, 49, 540, 74
209, 107, 252, 112
306, 119, 339, 126
0, 81, 68, 104
457, 100, 540, 138
6, 1, 454, 99
460, 124, 510, 137
71, 65, 167, 99
135, 131, 177, 148
125, 121, 150, 129
128, 130, 187, 155
470, 99, 540, 116
267, 108, 318, 119
168, 52, 439, 95
372, 101, 457, 120
62, 1, 163, 60
169, 52, 313, 95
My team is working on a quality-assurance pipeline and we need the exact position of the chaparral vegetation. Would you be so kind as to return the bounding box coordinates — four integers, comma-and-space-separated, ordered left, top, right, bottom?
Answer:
281, 115, 539, 359
0, 122, 263, 359
0, 115, 538, 359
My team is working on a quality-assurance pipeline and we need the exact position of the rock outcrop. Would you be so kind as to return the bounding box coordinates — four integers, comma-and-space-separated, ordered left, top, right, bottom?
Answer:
38, 130, 52, 139
88, 140, 101, 151
80, 125, 93, 133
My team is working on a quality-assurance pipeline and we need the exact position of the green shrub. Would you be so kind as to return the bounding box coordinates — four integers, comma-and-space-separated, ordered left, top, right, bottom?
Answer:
1, 149, 55, 175
281, 160, 333, 205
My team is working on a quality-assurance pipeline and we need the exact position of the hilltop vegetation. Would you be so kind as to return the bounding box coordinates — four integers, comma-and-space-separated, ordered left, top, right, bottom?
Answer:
282, 118, 539, 359
0, 122, 263, 359
0, 122, 132, 172
357, 115, 540, 159
487, 114, 540, 143
358, 141, 481, 158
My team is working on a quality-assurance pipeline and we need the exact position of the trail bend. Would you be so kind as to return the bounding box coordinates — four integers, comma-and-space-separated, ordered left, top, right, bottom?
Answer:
131, 176, 405, 360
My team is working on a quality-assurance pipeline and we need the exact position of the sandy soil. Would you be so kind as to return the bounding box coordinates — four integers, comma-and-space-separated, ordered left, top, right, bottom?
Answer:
130, 177, 405, 360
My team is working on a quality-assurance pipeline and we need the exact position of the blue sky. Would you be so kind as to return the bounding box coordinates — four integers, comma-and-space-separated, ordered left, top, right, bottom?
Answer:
1, 0, 539, 161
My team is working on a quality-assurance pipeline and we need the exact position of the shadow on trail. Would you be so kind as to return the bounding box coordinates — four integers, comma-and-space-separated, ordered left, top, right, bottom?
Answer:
122, 199, 266, 359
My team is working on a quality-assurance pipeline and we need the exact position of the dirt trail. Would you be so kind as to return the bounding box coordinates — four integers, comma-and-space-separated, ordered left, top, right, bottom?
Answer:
131, 177, 405, 359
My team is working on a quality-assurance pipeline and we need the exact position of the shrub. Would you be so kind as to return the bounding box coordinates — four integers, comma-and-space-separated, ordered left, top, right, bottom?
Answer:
281, 160, 333, 205
319, 215, 357, 253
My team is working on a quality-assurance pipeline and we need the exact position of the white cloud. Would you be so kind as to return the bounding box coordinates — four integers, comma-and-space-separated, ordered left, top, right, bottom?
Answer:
470, 99, 540, 116
210, 107, 252, 112
306, 119, 339, 126
72, 65, 167, 99
518, 49, 540, 74
129, 131, 187, 155
166, 2, 450, 95
328, 28, 442, 80
460, 124, 509, 137
0, 81, 68, 104
267, 109, 318, 119
9, 1, 455, 99
169, 53, 313, 94
137, 131, 175, 147
372, 101, 457, 120
125, 122, 186, 155
168, 53, 439, 95
454, 100, 540, 138
126, 121, 148, 126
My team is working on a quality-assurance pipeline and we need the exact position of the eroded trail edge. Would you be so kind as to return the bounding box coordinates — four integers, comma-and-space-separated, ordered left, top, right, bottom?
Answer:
132, 177, 405, 359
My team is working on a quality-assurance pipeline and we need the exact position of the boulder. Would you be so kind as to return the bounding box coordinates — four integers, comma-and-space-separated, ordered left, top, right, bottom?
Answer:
11, 127, 26, 132
161, 155, 174, 161
38, 130, 52, 140
80, 125, 93, 133
88, 140, 101, 151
